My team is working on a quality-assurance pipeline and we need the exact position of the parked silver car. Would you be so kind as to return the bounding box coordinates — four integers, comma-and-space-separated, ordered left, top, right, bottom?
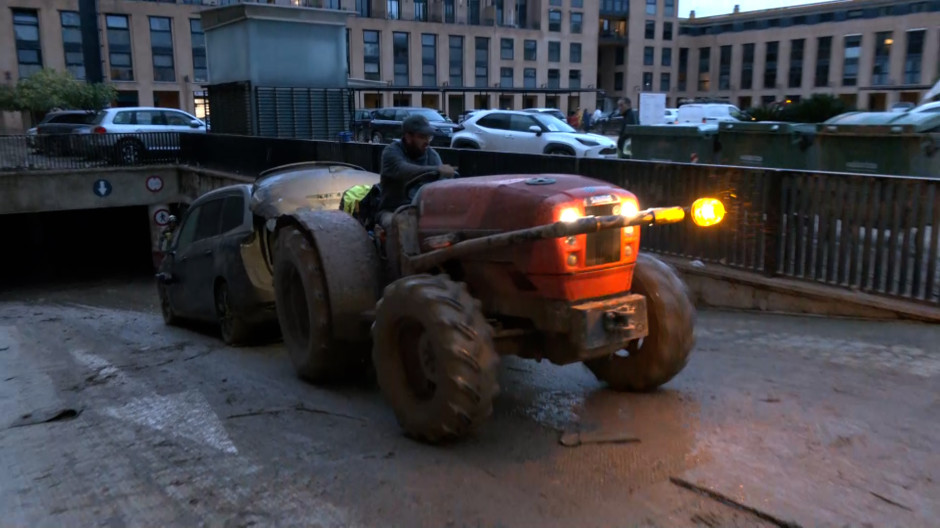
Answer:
78, 106, 206, 164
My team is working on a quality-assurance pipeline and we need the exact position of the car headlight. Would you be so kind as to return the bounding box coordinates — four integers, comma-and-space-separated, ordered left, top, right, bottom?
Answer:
576, 138, 599, 147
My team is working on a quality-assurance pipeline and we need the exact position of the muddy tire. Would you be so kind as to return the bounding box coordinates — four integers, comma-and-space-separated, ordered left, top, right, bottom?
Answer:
158, 282, 179, 326
372, 274, 499, 444
274, 225, 366, 382
215, 280, 251, 346
584, 253, 695, 391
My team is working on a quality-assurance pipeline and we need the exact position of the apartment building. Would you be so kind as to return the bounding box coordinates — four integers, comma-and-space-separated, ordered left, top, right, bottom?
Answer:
674, 0, 940, 111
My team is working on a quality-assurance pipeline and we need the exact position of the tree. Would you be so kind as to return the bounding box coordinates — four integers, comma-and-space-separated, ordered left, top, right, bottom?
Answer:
0, 68, 117, 113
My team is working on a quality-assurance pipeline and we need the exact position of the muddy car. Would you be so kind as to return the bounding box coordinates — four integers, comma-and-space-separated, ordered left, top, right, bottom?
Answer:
156, 162, 379, 344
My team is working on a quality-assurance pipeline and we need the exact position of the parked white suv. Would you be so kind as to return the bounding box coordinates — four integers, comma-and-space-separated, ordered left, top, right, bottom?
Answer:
451, 109, 618, 158
79, 106, 206, 164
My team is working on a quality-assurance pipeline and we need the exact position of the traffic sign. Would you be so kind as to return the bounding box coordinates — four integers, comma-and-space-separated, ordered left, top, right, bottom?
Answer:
93, 179, 112, 197
146, 175, 164, 193
153, 208, 171, 226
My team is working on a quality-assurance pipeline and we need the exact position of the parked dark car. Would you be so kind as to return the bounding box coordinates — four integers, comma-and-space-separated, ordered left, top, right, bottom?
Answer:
35, 110, 97, 155
156, 162, 380, 344
351, 109, 374, 142
366, 107, 458, 147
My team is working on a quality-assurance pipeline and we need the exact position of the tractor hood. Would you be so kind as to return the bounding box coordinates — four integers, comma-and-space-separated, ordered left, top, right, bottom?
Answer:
249, 162, 380, 219
417, 174, 636, 235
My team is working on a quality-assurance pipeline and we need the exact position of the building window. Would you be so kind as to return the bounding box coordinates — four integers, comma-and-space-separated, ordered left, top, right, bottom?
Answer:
356, 0, 371, 17
678, 47, 688, 91
548, 68, 560, 88
415, 0, 428, 21
60, 11, 85, 80
524, 40, 536, 61
346, 28, 350, 75
663, 21, 673, 40
741, 42, 754, 90
662, 47, 672, 66
500, 67, 513, 88
614, 71, 624, 91
496, 0, 504, 25
363, 30, 380, 81
190, 19, 207, 83
642, 71, 653, 91
323, 0, 340, 7
469, 0, 480, 25
449, 35, 463, 86
660, 72, 670, 92
615, 47, 624, 66
149, 17, 175, 82
524, 67, 536, 88
646, 0, 656, 15
697, 47, 710, 91
548, 41, 560, 62
475, 37, 489, 87
13, 9, 43, 79
814, 36, 830, 87
393, 32, 409, 86
872, 31, 892, 86
572, 0, 583, 6
106, 14, 133, 81
569, 69, 581, 89
719, 45, 731, 90
422, 34, 436, 86
763, 41, 778, 89
444, 0, 455, 23
570, 43, 581, 63
570, 12, 582, 33
548, 10, 561, 32
904, 30, 925, 85
842, 35, 860, 86
642, 46, 654, 66
388, 0, 400, 20
501, 38, 514, 60
664, 0, 675, 16
789, 38, 804, 88
549, 0, 561, 5
645, 21, 655, 39
516, 0, 528, 28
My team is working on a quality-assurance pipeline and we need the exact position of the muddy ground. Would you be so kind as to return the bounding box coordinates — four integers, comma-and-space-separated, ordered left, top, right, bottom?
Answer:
1, 277, 937, 528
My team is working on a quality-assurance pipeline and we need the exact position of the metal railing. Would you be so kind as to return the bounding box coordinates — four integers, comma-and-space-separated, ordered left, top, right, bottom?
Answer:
0, 133, 182, 171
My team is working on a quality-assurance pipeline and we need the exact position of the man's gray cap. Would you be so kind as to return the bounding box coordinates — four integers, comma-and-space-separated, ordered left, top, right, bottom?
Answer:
402, 114, 436, 135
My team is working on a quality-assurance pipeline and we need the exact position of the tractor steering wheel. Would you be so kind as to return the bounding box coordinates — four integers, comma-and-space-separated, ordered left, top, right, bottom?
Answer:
404, 169, 459, 201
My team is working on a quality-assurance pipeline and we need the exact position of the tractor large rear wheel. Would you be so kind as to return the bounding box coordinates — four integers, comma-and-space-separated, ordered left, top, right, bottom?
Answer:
584, 253, 695, 391
372, 274, 499, 444
274, 225, 368, 382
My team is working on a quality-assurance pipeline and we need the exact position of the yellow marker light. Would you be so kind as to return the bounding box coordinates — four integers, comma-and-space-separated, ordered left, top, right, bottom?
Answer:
620, 198, 640, 218
655, 207, 686, 223
691, 198, 726, 227
559, 208, 581, 223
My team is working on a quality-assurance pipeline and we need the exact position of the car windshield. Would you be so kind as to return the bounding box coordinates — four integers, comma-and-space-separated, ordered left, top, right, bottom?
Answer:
412, 109, 447, 122
533, 114, 575, 133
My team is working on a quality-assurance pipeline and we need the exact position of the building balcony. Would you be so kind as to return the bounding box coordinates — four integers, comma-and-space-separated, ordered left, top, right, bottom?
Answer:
599, 31, 629, 43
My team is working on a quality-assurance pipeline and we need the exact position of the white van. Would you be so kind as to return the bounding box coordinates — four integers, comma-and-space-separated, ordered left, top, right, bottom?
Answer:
677, 103, 747, 124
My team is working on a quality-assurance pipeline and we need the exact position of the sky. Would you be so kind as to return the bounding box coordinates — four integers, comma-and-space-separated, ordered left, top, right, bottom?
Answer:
681, 0, 832, 18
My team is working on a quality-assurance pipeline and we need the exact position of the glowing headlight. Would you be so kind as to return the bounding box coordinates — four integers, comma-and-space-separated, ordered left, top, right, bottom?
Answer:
620, 198, 640, 218
691, 198, 726, 227
559, 208, 582, 223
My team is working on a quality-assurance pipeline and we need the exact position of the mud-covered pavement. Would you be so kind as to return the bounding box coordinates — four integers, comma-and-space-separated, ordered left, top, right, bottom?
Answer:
1, 279, 938, 528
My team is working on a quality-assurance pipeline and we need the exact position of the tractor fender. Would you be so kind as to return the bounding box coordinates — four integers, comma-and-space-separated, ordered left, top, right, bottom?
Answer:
276, 209, 381, 342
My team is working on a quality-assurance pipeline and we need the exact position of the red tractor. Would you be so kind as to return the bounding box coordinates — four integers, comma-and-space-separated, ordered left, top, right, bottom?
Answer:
267, 171, 724, 443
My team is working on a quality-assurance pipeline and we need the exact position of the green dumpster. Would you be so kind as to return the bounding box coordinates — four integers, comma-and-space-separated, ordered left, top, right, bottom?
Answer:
623, 124, 720, 164
717, 121, 818, 170
817, 111, 940, 178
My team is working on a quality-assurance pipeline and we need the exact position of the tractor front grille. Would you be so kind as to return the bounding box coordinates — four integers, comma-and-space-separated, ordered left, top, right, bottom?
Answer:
584, 203, 621, 266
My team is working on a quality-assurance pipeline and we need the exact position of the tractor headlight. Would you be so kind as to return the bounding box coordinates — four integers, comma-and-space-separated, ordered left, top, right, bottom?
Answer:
559, 207, 582, 223
620, 198, 640, 218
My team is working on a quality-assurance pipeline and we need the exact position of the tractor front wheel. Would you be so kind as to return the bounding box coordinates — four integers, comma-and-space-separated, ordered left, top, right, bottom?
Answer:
584, 253, 695, 391
372, 274, 499, 443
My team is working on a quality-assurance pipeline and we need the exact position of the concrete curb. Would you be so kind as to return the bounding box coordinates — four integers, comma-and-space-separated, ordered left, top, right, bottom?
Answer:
657, 255, 940, 324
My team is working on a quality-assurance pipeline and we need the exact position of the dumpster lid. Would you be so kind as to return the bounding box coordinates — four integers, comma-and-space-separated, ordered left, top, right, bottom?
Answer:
622, 123, 718, 136
822, 111, 940, 134
719, 121, 816, 134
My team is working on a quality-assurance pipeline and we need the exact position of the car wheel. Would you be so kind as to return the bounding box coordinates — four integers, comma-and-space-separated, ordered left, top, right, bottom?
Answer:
116, 138, 145, 165
157, 282, 179, 326
546, 146, 575, 156
215, 280, 251, 345
371, 131, 384, 144
356, 129, 368, 142
453, 140, 479, 149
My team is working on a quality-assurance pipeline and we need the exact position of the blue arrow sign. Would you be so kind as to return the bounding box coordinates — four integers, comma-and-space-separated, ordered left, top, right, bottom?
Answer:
93, 179, 112, 197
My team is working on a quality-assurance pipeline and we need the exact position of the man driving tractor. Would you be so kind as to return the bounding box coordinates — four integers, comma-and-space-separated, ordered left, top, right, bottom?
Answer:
377, 114, 458, 223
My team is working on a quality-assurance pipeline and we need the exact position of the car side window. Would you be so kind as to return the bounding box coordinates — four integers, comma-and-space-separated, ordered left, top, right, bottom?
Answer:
112, 111, 132, 124
164, 111, 192, 126
194, 198, 224, 241
509, 114, 539, 132
220, 195, 246, 233
395, 110, 409, 121
375, 109, 393, 120
175, 206, 202, 251
477, 113, 511, 130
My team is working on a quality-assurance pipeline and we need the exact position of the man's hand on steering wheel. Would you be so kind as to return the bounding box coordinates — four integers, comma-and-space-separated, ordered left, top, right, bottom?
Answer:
438, 164, 458, 179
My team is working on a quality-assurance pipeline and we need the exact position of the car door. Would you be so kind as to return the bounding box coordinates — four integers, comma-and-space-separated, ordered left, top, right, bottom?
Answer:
171, 198, 224, 320
165, 203, 203, 318
131, 109, 166, 149
474, 113, 512, 151
509, 114, 546, 155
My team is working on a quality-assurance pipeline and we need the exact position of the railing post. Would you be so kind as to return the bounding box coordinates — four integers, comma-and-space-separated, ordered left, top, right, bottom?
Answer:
762, 171, 783, 277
